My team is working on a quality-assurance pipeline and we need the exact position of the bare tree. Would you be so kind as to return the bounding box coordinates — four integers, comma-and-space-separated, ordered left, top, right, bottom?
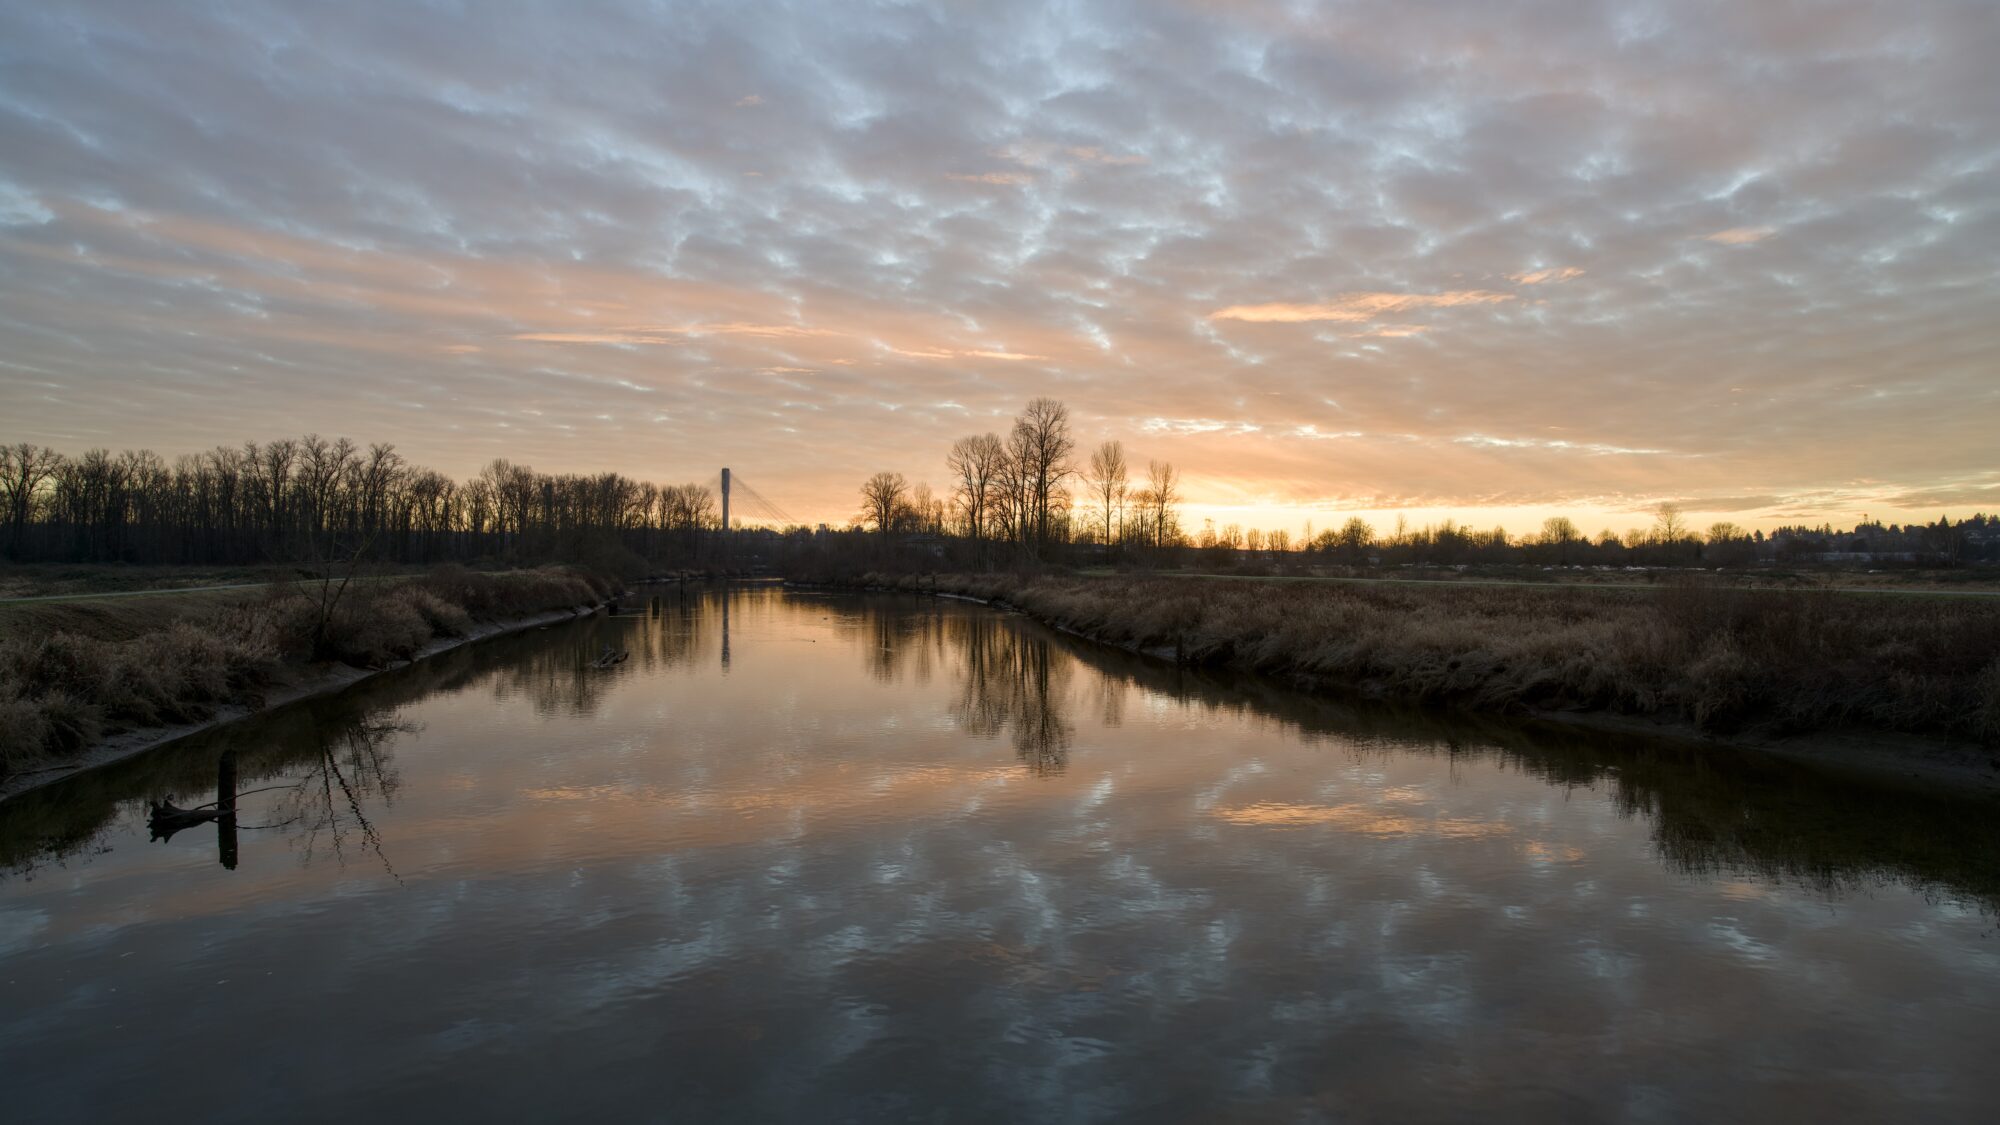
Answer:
946, 433, 1006, 551
1653, 502, 1687, 544
860, 471, 909, 540
1087, 440, 1128, 547
908, 482, 945, 535
1008, 398, 1076, 556
1540, 515, 1580, 563
1144, 460, 1180, 548
0, 443, 61, 556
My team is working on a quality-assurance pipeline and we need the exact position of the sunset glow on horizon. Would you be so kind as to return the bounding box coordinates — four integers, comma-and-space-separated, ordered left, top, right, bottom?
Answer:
3, 1, 1996, 534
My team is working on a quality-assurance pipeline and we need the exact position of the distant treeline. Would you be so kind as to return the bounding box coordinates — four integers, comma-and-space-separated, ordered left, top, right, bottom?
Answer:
835, 398, 1997, 571
0, 438, 721, 570
5, 422, 1994, 574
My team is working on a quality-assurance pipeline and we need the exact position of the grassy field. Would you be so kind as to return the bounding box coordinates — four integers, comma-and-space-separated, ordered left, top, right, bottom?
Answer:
0, 563, 317, 600
858, 571, 2000, 750
0, 564, 614, 780
0, 584, 275, 643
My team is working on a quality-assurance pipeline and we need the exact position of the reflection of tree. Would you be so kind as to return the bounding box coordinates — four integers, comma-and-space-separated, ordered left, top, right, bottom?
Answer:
1088, 664, 1129, 728
0, 596, 724, 880
1158, 662, 2000, 915
9, 589, 2000, 920
946, 614, 1074, 775
860, 600, 945, 685
491, 591, 712, 716
265, 715, 411, 879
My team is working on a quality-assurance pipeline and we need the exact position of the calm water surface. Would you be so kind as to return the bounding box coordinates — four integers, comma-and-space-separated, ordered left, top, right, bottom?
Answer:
3, 586, 1998, 1122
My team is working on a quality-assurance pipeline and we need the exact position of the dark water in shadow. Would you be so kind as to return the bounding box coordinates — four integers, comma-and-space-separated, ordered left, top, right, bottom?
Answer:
2, 586, 1997, 1122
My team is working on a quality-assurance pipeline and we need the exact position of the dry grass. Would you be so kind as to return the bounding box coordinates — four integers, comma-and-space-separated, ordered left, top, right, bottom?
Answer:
868, 572, 2000, 745
0, 586, 273, 642
0, 564, 610, 778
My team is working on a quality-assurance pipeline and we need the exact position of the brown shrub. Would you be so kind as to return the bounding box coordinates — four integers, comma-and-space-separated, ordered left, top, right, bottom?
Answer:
0, 690, 102, 771
320, 593, 431, 666
1977, 660, 2000, 741
0, 563, 607, 778
0, 694, 51, 771
901, 572, 2000, 744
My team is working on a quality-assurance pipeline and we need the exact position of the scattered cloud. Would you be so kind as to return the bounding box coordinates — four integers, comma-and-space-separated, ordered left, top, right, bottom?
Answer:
1702, 227, 1776, 245
885, 344, 1046, 361
1508, 267, 1585, 284
946, 172, 1033, 186
513, 332, 681, 345
0, 0, 1992, 530
517, 323, 836, 345
1209, 292, 1515, 323
1064, 146, 1146, 166
1453, 435, 1671, 456
0, 181, 53, 226
1290, 425, 1366, 441
1143, 418, 1260, 436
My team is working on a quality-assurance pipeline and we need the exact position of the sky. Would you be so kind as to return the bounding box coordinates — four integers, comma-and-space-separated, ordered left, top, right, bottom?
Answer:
1, 0, 1996, 537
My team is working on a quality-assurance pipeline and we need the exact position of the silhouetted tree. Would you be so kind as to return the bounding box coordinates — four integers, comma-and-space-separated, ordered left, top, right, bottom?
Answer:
860, 471, 909, 542
1541, 516, 1580, 563
1009, 397, 1076, 556
1087, 439, 1127, 547
1144, 460, 1180, 549
946, 433, 1006, 555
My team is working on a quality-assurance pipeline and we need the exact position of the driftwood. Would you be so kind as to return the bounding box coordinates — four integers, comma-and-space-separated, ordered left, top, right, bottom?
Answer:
148, 800, 221, 842
592, 644, 630, 669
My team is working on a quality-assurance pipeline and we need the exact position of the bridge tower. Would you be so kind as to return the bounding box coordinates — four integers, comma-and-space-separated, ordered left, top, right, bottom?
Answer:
720, 467, 731, 531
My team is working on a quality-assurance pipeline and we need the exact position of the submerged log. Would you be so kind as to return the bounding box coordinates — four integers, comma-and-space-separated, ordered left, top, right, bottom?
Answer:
148, 800, 220, 842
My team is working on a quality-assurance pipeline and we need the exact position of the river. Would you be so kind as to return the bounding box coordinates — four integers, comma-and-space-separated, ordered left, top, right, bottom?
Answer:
2, 585, 1997, 1122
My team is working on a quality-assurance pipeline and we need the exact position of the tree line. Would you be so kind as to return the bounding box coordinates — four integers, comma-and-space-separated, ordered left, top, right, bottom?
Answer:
7, 420, 1991, 574
854, 396, 1183, 565
0, 438, 721, 569
843, 401, 1996, 571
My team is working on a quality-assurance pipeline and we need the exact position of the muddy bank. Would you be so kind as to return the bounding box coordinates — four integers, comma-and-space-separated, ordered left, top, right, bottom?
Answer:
811, 576, 2000, 795
0, 603, 605, 805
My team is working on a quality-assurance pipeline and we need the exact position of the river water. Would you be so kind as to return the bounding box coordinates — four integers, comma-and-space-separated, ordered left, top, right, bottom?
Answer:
2, 586, 1997, 1122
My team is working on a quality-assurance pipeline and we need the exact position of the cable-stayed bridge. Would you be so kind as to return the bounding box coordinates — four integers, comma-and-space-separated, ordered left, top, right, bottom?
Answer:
704, 467, 798, 530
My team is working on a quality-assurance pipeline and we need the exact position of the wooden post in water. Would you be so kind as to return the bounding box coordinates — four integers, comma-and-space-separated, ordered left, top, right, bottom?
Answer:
216, 750, 238, 870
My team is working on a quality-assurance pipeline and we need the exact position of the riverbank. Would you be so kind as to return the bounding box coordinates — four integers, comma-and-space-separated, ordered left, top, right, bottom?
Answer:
0, 565, 617, 801
815, 572, 2000, 792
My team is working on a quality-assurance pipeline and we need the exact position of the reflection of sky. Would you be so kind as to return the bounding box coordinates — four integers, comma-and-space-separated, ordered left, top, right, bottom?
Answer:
2, 590, 1998, 1120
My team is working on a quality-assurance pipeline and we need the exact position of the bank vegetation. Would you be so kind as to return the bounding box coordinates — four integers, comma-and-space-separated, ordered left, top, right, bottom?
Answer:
0, 564, 613, 782
845, 572, 2000, 750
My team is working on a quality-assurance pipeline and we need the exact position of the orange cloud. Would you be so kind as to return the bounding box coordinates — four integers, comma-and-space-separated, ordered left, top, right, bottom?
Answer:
1509, 266, 1585, 284
1703, 227, 1775, 245
513, 331, 678, 344
1065, 146, 1147, 166
514, 322, 835, 345
884, 344, 1047, 361
1209, 290, 1515, 323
